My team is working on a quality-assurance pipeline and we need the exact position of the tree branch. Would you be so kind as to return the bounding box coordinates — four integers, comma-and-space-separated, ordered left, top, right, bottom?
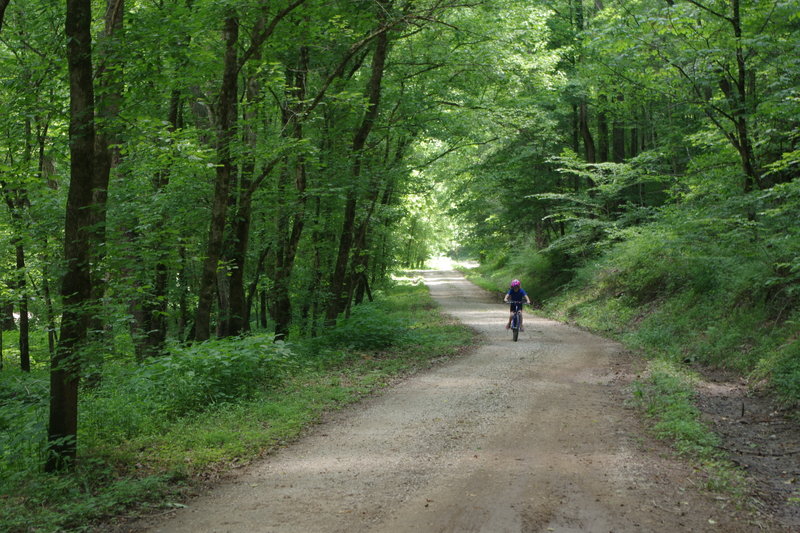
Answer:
239, 0, 308, 70
682, 0, 732, 23
304, 25, 394, 117
248, 153, 285, 196
413, 138, 500, 169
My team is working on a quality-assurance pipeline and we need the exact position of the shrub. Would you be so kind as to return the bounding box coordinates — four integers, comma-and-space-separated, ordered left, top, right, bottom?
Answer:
318, 302, 408, 352
81, 335, 298, 446
145, 336, 297, 417
767, 338, 800, 409
0, 373, 49, 480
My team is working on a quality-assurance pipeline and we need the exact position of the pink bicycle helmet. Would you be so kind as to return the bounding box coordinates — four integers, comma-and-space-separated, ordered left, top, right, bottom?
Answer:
510, 279, 521, 288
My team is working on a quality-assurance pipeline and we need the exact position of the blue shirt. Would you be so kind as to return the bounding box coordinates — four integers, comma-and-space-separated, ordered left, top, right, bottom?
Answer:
507, 288, 527, 302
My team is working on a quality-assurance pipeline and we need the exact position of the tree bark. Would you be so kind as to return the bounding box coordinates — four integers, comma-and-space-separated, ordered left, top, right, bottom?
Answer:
211, 2, 308, 337
42, 258, 57, 356
1, 302, 14, 330
731, 0, 757, 189
177, 243, 190, 341
38, 126, 58, 357
195, 15, 238, 341
347, 137, 405, 310
47, 0, 95, 472
665, 0, 759, 191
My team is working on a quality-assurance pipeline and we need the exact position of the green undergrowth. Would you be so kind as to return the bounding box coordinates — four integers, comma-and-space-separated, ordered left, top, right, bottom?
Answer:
0, 279, 474, 533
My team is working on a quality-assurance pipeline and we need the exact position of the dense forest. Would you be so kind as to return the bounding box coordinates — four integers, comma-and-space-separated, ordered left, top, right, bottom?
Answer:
0, 0, 798, 529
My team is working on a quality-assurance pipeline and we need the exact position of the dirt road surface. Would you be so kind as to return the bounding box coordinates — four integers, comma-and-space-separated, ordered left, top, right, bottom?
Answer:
132, 270, 770, 532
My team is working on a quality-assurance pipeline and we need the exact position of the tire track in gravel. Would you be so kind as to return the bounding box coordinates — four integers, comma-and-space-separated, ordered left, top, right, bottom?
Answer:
129, 270, 769, 533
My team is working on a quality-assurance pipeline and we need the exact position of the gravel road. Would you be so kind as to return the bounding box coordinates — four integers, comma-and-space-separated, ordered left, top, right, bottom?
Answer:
133, 270, 764, 532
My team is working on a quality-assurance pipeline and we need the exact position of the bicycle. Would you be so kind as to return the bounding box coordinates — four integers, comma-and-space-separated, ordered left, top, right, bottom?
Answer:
509, 301, 525, 342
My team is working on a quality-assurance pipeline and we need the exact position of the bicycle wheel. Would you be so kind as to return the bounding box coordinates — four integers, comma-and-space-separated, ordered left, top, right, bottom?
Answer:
511, 312, 519, 341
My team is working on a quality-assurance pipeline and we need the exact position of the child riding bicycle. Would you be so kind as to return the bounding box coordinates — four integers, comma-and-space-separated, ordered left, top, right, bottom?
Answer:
504, 279, 531, 330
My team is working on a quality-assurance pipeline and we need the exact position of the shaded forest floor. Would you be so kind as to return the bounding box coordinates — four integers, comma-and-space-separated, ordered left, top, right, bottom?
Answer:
694, 369, 800, 528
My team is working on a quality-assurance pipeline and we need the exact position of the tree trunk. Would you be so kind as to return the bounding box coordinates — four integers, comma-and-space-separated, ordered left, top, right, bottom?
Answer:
216, 3, 309, 337
177, 243, 190, 341
39, 127, 57, 357
731, 0, 759, 191
48, 0, 95, 472
42, 259, 57, 356
195, 15, 238, 341
226, 185, 253, 336
1, 302, 14, 330
147, 89, 183, 353
259, 289, 268, 329
273, 169, 292, 337
612, 94, 625, 162
346, 138, 403, 310
579, 102, 596, 163
2, 120, 34, 371
308, 196, 326, 337
225, 41, 262, 337
3, 196, 29, 374
90, 0, 125, 335
272, 48, 310, 339
130, 90, 182, 358
244, 244, 270, 329
597, 94, 609, 162
216, 267, 231, 337
327, 25, 389, 322
15, 244, 29, 372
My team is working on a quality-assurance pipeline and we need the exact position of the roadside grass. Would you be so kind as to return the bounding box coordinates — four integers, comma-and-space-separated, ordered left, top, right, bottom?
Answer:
0, 279, 475, 533
630, 360, 747, 497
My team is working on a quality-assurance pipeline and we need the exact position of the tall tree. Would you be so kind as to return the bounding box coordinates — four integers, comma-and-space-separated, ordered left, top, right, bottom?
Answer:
47, 0, 95, 471
89, 0, 125, 334
195, 0, 308, 341
194, 13, 239, 342
326, 14, 390, 322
